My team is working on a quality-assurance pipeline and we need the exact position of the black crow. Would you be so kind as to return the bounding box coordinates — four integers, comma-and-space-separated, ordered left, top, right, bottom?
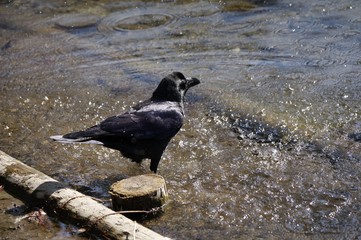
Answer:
51, 72, 200, 173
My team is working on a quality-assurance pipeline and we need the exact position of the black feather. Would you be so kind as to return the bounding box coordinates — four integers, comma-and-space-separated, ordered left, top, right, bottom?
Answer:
51, 72, 200, 173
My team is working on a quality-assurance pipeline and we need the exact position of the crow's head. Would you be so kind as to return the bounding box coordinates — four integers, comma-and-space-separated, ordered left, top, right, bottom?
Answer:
151, 72, 200, 102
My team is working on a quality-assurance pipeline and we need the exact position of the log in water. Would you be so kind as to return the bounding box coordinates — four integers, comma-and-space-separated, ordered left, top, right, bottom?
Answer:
0, 150, 169, 240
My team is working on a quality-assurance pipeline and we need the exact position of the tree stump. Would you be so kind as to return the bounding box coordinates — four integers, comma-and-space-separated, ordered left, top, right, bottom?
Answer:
109, 174, 168, 215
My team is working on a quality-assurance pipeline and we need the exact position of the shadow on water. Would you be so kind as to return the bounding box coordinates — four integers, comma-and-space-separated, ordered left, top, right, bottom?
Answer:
1, 0, 361, 239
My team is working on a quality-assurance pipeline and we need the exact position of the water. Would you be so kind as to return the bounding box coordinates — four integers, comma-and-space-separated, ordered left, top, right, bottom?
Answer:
1, 0, 361, 239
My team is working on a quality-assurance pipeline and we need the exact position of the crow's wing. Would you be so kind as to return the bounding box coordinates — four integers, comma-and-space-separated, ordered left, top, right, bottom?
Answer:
99, 110, 183, 140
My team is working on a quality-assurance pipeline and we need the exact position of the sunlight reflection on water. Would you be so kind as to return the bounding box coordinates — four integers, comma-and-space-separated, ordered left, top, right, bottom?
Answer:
1, 0, 361, 239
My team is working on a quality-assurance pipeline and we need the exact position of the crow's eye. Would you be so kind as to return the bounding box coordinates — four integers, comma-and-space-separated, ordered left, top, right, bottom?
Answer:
179, 81, 186, 90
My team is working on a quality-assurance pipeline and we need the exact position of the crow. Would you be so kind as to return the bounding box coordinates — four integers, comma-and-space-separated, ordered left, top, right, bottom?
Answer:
50, 72, 200, 173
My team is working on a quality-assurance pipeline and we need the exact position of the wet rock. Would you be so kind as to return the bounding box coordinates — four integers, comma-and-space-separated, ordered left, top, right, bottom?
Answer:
348, 133, 361, 142
54, 13, 99, 29
231, 117, 285, 143
0, 0, 13, 4
1, 40, 12, 51
115, 14, 172, 31
221, 1, 256, 12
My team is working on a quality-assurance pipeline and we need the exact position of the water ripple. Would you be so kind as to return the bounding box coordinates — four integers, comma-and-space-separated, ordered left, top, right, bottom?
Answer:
98, 8, 176, 36
305, 58, 348, 67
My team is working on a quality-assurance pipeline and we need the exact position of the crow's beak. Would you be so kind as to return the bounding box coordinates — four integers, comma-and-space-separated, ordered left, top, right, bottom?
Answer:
186, 77, 201, 90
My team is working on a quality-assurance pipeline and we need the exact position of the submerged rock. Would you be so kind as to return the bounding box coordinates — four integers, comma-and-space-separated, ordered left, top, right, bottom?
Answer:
231, 117, 285, 143
348, 133, 361, 142
1, 40, 11, 51
55, 13, 99, 29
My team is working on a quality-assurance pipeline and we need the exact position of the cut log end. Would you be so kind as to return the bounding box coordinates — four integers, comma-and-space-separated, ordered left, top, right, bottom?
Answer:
109, 174, 168, 213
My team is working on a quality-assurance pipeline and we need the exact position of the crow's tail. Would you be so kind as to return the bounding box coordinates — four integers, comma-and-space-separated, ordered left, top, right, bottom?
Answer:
50, 125, 105, 144
50, 131, 103, 145
50, 135, 103, 144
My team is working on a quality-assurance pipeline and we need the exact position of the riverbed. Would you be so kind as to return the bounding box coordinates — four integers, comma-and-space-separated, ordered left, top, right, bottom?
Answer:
1, 0, 360, 239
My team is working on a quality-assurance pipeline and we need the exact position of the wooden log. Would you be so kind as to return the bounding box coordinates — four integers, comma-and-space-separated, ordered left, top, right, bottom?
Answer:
0, 150, 170, 240
109, 174, 168, 214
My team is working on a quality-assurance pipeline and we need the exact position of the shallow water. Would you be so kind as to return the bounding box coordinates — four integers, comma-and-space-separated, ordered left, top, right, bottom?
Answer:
1, 0, 360, 239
